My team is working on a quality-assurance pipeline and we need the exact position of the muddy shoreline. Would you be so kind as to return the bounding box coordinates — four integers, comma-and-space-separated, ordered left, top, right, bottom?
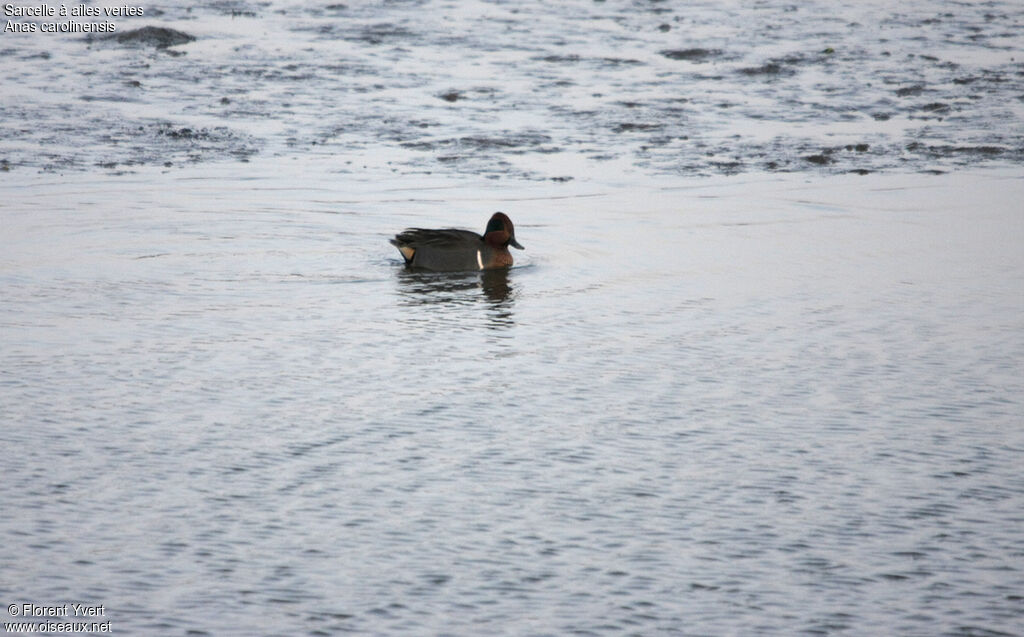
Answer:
1, 0, 1022, 179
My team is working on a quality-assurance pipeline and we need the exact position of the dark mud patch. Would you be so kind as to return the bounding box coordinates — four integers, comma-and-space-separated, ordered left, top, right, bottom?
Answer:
348, 22, 417, 45
709, 160, 744, 174
600, 57, 644, 67
459, 134, 556, 152
396, 132, 559, 179
535, 54, 646, 71
648, 138, 901, 177
0, 104, 259, 173
536, 54, 582, 64
140, 122, 260, 166
738, 55, 808, 78
660, 48, 722, 62
90, 26, 196, 48
896, 85, 927, 97
612, 123, 663, 133
739, 62, 792, 76
401, 133, 556, 154
905, 142, 1014, 163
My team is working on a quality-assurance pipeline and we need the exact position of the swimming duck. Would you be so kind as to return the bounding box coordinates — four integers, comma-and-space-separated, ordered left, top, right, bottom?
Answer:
390, 212, 524, 272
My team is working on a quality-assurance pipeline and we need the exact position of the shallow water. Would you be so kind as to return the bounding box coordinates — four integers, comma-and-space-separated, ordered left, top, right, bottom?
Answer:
3, 165, 1023, 636
3, 1, 1024, 636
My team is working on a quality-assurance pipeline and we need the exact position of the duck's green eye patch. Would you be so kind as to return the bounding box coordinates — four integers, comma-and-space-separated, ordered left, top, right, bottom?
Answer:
485, 218, 504, 234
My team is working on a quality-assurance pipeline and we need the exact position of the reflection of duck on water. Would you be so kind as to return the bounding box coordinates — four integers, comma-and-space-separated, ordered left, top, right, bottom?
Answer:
480, 269, 513, 303
395, 268, 515, 306
394, 268, 516, 329
390, 212, 524, 272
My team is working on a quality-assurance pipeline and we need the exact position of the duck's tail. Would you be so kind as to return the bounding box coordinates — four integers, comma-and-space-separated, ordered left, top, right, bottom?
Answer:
389, 237, 416, 264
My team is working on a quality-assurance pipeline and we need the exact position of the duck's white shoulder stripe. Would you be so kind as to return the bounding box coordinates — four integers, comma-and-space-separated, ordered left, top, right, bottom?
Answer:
476, 249, 483, 269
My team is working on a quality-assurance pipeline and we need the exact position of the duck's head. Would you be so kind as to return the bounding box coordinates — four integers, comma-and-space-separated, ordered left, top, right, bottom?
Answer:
483, 212, 524, 250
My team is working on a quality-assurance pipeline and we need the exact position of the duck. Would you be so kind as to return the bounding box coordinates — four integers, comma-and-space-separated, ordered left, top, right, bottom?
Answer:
390, 212, 524, 272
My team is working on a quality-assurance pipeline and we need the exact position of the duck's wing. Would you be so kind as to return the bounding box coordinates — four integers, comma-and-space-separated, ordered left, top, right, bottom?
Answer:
390, 228, 485, 270
391, 228, 482, 248
389, 228, 489, 270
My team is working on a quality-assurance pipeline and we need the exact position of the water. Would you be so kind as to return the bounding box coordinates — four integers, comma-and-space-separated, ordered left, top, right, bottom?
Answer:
3, 1, 1024, 636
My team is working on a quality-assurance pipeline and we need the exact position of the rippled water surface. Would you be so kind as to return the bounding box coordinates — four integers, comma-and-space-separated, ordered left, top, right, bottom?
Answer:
2, 1, 1024, 636
3, 166, 1022, 636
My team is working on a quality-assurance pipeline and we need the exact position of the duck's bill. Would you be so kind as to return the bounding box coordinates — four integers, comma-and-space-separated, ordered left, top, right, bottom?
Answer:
510, 238, 525, 250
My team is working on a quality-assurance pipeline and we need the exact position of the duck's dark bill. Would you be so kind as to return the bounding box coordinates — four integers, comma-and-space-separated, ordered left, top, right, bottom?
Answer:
510, 238, 525, 250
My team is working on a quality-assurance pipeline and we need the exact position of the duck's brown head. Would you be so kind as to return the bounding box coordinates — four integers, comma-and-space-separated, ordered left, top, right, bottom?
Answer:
483, 212, 524, 250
